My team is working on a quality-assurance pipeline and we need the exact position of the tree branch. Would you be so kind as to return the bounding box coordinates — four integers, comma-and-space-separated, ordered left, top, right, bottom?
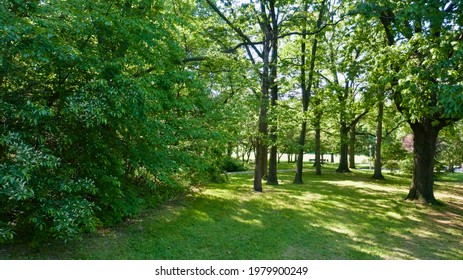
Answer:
347, 109, 370, 131
379, 10, 396, 46
279, 18, 343, 39
385, 120, 407, 137
182, 57, 207, 63
205, 0, 263, 58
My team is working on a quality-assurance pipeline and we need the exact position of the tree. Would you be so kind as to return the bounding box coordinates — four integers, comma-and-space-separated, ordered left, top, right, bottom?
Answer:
0, 0, 220, 242
359, 0, 463, 204
205, 0, 288, 190
312, 81, 324, 175
293, 0, 327, 183
322, 15, 371, 173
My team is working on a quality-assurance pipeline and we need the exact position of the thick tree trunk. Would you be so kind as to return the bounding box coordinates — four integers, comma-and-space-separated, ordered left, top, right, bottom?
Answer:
267, 146, 278, 185
406, 121, 440, 204
336, 124, 351, 173
348, 125, 356, 169
254, 106, 268, 192
373, 99, 384, 179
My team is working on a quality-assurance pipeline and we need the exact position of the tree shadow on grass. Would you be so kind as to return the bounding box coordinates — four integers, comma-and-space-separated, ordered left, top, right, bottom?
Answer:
270, 170, 463, 259
2, 169, 462, 260
0, 190, 378, 259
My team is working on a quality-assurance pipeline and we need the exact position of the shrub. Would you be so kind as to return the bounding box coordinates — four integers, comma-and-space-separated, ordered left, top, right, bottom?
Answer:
221, 157, 247, 172
399, 157, 414, 175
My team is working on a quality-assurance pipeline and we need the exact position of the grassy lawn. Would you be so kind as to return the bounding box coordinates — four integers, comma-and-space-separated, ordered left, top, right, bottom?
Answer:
1, 164, 463, 260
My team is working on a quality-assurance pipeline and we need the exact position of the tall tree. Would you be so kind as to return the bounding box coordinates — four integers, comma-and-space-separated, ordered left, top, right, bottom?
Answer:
323, 24, 370, 173
372, 92, 385, 179
293, 0, 327, 184
359, 0, 463, 204
266, 0, 280, 185
313, 81, 323, 175
205, 0, 288, 190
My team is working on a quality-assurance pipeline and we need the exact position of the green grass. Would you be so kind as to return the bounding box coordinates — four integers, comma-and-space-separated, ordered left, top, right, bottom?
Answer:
1, 164, 463, 259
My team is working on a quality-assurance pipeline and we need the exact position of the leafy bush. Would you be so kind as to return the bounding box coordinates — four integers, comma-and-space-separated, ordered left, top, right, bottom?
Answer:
399, 157, 414, 175
383, 160, 400, 174
221, 157, 248, 172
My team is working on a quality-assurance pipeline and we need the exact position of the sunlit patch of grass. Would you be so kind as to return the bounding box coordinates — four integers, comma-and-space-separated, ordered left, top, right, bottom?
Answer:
1, 165, 463, 260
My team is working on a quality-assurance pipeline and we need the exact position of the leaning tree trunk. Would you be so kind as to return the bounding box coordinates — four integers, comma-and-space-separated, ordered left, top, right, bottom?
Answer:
406, 121, 441, 204
373, 99, 384, 179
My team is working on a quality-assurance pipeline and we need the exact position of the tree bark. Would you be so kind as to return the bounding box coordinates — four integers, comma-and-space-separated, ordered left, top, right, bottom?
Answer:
373, 99, 385, 179
267, 0, 279, 185
406, 120, 441, 204
336, 123, 351, 173
253, 102, 268, 192
348, 125, 356, 169
253, 19, 271, 192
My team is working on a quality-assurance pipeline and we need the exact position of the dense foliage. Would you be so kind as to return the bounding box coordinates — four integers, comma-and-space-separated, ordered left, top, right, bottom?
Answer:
0, 0, 222, 242
1, 0, 462, 243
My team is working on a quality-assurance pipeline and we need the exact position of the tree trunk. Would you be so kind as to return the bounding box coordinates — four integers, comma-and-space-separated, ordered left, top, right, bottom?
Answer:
227, 141, 233, 157
406, 120, 440, 204
314, 111, 322, 175
294, 121, 307, 184
254, 104, 268, 192
267, 1, 279, 186
348, 125, 356, 169
336, 123, 351, 173
267, 146, 278, 184
330, 153, 334, 163
294, 0, 325, 184
253, 25, 271, 192
373, 99, 384, 179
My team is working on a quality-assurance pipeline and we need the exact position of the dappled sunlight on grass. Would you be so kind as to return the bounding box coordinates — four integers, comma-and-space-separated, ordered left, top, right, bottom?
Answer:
321, 179, 406, 194
201, 168, 463, 259
2, 167, 463, 260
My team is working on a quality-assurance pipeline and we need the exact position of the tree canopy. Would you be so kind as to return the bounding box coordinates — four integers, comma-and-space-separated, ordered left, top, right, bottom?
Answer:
1, 0, 462, 242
